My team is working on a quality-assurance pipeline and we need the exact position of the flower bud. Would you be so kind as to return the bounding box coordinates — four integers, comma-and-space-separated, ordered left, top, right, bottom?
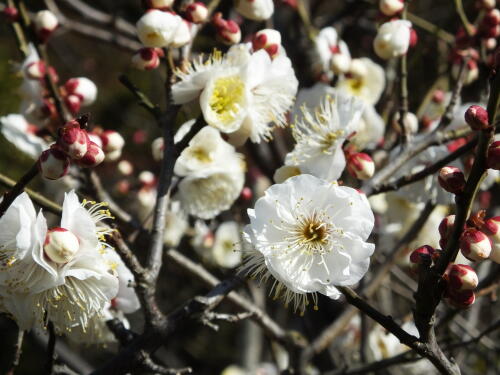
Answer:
213, 13, 241, 45
438, 166, 466, 194
38, 147, 70, 180
432, 89, 445, 104
478, 0, 496, 10
347, 152, 375, 180
373, 20, 411, 60
487, 140, 500, 170
64, 94, 82, 115
117, 160, 134, 176
34, 10, 58, 41
64, 77, 97, 106
132, 48, 161, 70
171, 19, 191, 48
142, 0, 174, 10
409, 28, 418, 47
139, 170, 156, 186
482, 216, 500, 263
483, 9, 500, 26
240, 186, 253, 201
379, 0, 404, 16
234, 0, 274, 21
460, 228, 492, 261
44, 228, 79, 264
252, 29, 281, 59
185, 2, 208, 24
410, 245, 435, 264
331, 52, 351, 74
152, 137, 164, 161
452, 59, 479, 85
25, 61, 46, 80
445, 289, 475, 308
439, 215, 456, 240
3, 7, 19, 22
136, 9, 181, 48
78, 141, 105, 168
100, 130, 125, 161
464, 105, 489, 130
392, 111, 419, 134
448, 264, 478, 291
57, 120, 89, 159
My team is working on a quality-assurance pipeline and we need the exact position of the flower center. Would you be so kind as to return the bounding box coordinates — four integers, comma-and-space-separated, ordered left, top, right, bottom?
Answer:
146, 31, 162, 44
346, 78, 364, 95
320, 129, 345, 153
189, 146, 212, 163
222, 240, 233, 252
209, 75, 245, 125
292, 212, 332, 256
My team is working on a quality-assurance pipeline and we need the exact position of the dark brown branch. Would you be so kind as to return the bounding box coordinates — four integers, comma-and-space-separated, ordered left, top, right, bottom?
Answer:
43, 322, 57, 375
0, 163, 39, 218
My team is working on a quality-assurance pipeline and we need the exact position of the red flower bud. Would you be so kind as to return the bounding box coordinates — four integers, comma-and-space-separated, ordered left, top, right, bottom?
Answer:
38, 147, 70, 180
460, 228, 492, 261
213, 13, 241, 45
347, 152, 375, 180
448, 264, 478, 291
3, 6, 19, 22
132, 48, 160, 70
487, 140, 500, 170
445, 289, 475, 308
77, 141, 105, 168
185, 2, 208, 24
482, 216, 500, 264
464, 105, 489, 130
439, 215, 456, 240
64, 94, 82, 115
410, 245, 435, 264
438, 166, 466, 194
57, 120, 89, 159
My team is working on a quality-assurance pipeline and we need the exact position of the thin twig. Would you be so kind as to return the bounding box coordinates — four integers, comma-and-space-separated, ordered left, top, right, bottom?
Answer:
0, 163, 39, 218
43, 322, 57, 375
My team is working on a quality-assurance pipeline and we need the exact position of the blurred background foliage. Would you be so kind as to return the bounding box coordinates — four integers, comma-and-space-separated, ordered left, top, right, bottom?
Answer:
0, 1, 498, 374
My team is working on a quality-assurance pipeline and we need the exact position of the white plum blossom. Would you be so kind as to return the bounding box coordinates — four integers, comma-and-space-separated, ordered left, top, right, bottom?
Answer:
172, 44, 298, 143
313, 27, 351, 76
234, 0, 274, 21
241, 174, 375, 313
373, 20, 412, 60
0, 114, 47, 159
212, 221, 242, 268
285, 90, 364, 181
0, 191, 119, 333
337, 58, 385, 105
136, 9, 182, 48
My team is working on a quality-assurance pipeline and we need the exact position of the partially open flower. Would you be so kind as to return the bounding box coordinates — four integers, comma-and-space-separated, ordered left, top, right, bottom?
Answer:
44, 228, 80, 264
347, 153, 375, 180
252, 29, 281, 59
78, 141, 105, 168
34, 10, 58, 42
234, 0, 274, 21
64, 77, 98, 106
57, 120, 89, 160
185, 2, 208, 24
132, 48, 161, 70
136, 9, 182, 48
460, 228, 492, 261
447, 264, 478, 291
213, 13, 241, 45
373, 20, 412, 60
465, 105, 489, 130
38, 147, 70, 180
212, 222, 242, 268
438, 166, 466, 194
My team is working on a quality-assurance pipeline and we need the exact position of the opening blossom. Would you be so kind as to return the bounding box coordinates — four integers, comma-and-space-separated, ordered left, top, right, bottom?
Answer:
172, 44, 298, 143
373, 20, 412, 60
0, 191, 119, 334
241, 174, 375, 313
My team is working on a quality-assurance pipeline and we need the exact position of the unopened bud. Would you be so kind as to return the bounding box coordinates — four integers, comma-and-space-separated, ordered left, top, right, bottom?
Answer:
185, 2, 208, 24
347, 152, 375, 180
143, 0, 174, 9
3, 7, 19, 22
465, 105, 489, 130
432, 89, 445, 104
487, 140, 500, 170
87, 131, 103, 148
409, 28, 418, 47
132, 48, 161, 70
439, 215, 456, 242
152, 137, 164, 161
379, 0, 404, 16
38, 147, 70, 180
172, 19, 191, 48
460, 228, 492, 261
44, 228, 79, 264
100, 130, 125, 161
117, 160, 134, 176
78, 141, 105, 168
410, 245, 435, 264
139, 170, 156, 186
234, 0, 274, 21
240, 186, 253, 201
482, 216, 500, 263
34, 10, 58, 41
392, 111, 419, 134
478, 0, 496, 10
438, 166, 466, 194
57, 120, 89, 159
64, 94, 82, 115
483, 9, 500, 26
25, 61, 46, 80
213, 13, 241, 45
373, 20, 412, 60
445, 289, 475, 308
64, 77, 97, 106
252, 29, 281, 58
448, 264, 478, 291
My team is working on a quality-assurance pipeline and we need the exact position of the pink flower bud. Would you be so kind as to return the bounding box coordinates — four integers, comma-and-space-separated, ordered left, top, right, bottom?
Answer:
78, 141, 105, 168
25, 61, 46, 80
445, 289, 475, 309
185, 2, 208, 24
460, 228, 492, 261
41, 98, 57, 119
379, 0, 404, 16
34, 10, 58, 42
438, 166, 466, 194
132, 48, 161, 70
64, 94, 82, 115
410, 245, 435, 264
64, 77, 97, 106
439, 215, 456, 240
487, 140, 500, 170
142, 0, 174, 10
347, 152, 375, 180
240, 187, 253, 201
100, 130, 125, 161
115, 179, 131, 195
3, 6, 19, 22
213, 13, 241, 45
464, 105, 489, 130
57, 120, 89, 159
38, 147, 70, 180
409, 28, 418, 48
252, 29, 281, 58
139, 170, 156, 187
87, 131, 103, 148
482, 216, 500, 263
448, 264, 478, 291
432, 89, 445, 104
44, 227, 79, 264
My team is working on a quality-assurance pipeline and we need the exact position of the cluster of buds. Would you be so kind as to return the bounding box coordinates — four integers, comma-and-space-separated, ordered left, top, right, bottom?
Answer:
346, 151, 375, 180
212, 12, 241, 45
252, 29, 281, 59
34, 10, 59, 42
444, 264, 478, 308
438, 166, 466, 194
478, 8, 500, 40
136, 9, 191, 49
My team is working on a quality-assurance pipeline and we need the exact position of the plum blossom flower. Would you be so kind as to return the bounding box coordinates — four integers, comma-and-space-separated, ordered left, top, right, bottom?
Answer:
136, 9, 182, 48
373, 20, 412, 60
0, 114, 47, 159
0, 191, 119, 333
212, 221, 242, 268
241, 174, 375, 313
172, 44, 298, 143
285, 90, 364, 181
313, 27, 351, 76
